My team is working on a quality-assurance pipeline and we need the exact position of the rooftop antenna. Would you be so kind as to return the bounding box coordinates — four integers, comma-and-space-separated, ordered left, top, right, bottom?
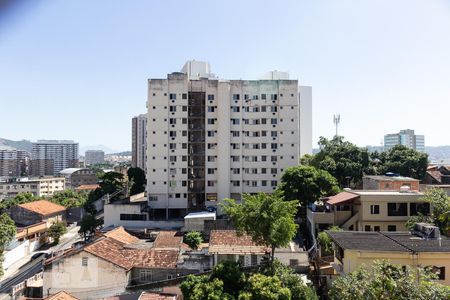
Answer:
333, 114, 341, 137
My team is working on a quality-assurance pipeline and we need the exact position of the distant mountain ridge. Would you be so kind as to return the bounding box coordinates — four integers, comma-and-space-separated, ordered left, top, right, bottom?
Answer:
0, 138, 32, 152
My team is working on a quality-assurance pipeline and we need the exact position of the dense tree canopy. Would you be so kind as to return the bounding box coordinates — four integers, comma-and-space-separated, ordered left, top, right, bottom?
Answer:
181, 261, 317, 300
88, 171, 125, 203
310, 136, 372, 188
376, 145, 428, 180
78, 213, 102, 241
0, 213, 16, 277
329, 260, 450, 300
50, 190, 87, 208
127, 167, 146, 196
221, 192, 299, 260
278, 165, 340, 207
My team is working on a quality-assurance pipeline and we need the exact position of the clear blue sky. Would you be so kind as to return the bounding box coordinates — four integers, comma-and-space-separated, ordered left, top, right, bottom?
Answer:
1, 0, 450, 152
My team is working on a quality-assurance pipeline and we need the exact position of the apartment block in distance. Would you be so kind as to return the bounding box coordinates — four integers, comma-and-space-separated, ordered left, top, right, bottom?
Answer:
30, 140, 79, 176
132, 113, 147, 171
146, 60, 312, 220
84, 150, 105, 165
384, 129, 425, 152
0, 146, 29, 177
0, 177, 65, 200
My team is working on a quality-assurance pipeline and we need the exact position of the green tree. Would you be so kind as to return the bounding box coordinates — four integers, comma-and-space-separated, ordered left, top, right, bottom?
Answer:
405, 213, 435, 230
278, 165, 340, 207
184, 231, 203, 251
48, 222, 67, 244
211, 261, 246, 296
329, 260, 450, 300
49, 190, 87, 208
180, 275, 234, 300
0, 213, 16, 277
78, 213, 102, 241
260, 260, 318, 300
316, 226, 342, 256
378, 145, 428, 180
0, 192, 40, 212
239, 273, 291, 300
221, 192, 299, 261
127, 167, 146, 195
421, 187, 450, 234
310, 136, 372, 188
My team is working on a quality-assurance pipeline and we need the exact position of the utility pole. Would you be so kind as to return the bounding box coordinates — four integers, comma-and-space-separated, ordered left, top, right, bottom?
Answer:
333, 114, 341, 137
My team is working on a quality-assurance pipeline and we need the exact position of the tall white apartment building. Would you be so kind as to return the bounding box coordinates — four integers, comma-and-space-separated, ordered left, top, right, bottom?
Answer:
85, 150, 105, 165
384, 129, 425, 152
31, 140, 79, 176
147, 61, 312, 220
132, 114, 147, 171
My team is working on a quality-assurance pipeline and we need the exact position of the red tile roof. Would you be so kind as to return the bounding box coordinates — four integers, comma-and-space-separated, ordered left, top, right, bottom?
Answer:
74, 184, 99, 191
138, 292, 178, 300
153, 231, 183, 249
46, 291, 79, 300
209, 230, 269, 255
19, 200, 66, 216
427, 170, 442, 183
84, 237, 179, 270
326, 191, 359, 205
104, 226, 140, 245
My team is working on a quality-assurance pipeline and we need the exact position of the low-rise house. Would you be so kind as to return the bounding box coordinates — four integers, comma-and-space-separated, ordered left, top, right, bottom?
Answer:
208, 230, 269, 267
307, 189, 430, 236
74, 184, 99, 193
363, 174, 419, 191
327, 224, 450, 286
59, 168, 98, 189
274, 241, 309, 273
424, 165, 450, 185
45, 291, 79, 300
10, 200, 66, 227
0, 177, 65, 200
43, 227, 181, 300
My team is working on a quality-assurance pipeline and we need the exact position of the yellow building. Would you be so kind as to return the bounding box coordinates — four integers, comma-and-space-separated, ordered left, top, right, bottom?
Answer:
327, 226, 450, 286
307, 189, 430, 236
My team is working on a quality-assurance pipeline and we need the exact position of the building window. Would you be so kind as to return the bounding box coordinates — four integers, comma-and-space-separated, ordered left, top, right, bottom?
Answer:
208, 94, 215, 101
140, 270, 152, 282
149, 195, 158, 201
208, 118, 216, 125
426, 266, 446, 280
387, 225, 397, 232
231, 106, 240, 112
410, 203, 430, 216
261, 94, 266, 100
208, 106, 215, 112
387, 203, 407, 216
364, 225, 371, 232
232, 94, 240, 100
370, 205, 380, 214
208, 168, 215, 174
169, 106, 176, 112
374, 226, 380, 231
167, 274, 174, 280
271, 180, 277, 187
82, 257, 88, 267
169, 93, 176, 100
120, 214, 147, 221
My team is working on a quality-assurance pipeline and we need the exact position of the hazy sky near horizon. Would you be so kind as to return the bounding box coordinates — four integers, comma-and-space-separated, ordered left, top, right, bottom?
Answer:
1, 0, 450, 151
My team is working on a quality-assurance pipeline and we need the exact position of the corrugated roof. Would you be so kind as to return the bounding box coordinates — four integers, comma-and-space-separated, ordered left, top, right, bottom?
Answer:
326, 191, 359, 205
19, 200, 66, 216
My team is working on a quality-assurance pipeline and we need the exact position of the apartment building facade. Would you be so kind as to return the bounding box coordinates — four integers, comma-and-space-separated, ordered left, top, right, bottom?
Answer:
384, 129, 425, 152
0, 146, 29, 177
146, 61, 312, 220
0, 177, 65, 200
132, 114, 147, 171
85, 150, 105, 165
31, 140, 79, 176
307, 189, 430, 236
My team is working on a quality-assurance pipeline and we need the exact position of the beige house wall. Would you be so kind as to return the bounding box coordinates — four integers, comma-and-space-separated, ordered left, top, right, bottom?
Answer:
337, 250, 450, 286
43, 251, 129, 300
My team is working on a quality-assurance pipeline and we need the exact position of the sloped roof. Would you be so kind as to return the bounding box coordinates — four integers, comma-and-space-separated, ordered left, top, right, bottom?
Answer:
74, 184, 99, 191
138, 292, 178, 300
209, 230, 269, 255
104, 226, 139, 245
46, 291, 79, 300
84, 237, 179, 270
19, 200, 65, 216
153, 231, 183, 249
326, 191, 359, 205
